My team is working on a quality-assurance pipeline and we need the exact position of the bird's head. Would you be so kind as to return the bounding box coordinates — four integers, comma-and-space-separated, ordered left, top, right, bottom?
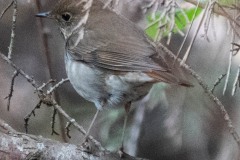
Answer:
36, 0, 93, 39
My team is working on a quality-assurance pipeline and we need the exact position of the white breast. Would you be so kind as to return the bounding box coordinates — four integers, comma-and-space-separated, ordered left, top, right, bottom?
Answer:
65, 54, 106, 106
65, 54, 154, 109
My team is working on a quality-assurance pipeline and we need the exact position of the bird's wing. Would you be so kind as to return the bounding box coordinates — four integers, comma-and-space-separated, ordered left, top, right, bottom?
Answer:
66, 30, 169, 72
65, 0, 192, 86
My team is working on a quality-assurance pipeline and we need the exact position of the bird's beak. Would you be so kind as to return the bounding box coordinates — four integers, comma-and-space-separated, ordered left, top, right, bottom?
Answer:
35, 11, 51, 18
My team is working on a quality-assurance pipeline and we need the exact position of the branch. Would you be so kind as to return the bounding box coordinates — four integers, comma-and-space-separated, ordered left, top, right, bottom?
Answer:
103, 0, 120, 8
0, 117, 147, 160
232, 66, 240, 96
47, 78, 69, 95
0, 1, 13, 19
53, 102, 105, 151
145, 0, 187, 43
0, 119, 16, 133
174, 0, 200, 63
181, 0, 212, 64
7, 0, 17, 60
37, 79, 56, 91
211, 74, 226, 93
24, 100, 42, 133
158, 43, 240, 147
185, 0, 239, 18
0, 51, 103, 151
0, 52, 38, 89
51, 108, 60, 136
4, 70, 19, 111
0, 130, 145, 160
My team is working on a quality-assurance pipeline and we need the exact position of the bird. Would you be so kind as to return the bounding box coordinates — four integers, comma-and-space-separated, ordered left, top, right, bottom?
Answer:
36, 0, 192, 154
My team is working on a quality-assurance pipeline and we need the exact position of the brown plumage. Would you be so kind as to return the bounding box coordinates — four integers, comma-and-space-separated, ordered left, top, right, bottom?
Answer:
36, 0, 192, 108
36, 0, 192, 152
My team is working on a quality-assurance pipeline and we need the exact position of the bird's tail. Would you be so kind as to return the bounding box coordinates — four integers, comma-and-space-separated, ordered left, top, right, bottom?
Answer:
147, 70, 193, 87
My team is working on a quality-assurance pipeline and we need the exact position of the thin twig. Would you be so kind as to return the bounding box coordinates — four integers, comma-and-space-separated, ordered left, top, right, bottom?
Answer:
145, 0, 189, 42
65, 122, 72, 138
211, 11, 217, 40
0, 53, 104, 151
7, 0, 17, 60
173, 0, 200, 66
24, 100, 43, 133
181, 1, 210, 64
145, 16, 162, 30
47, 78, 69, 95
203, 1, 215, 41
0, 52, 38, 89
223, 45, 233, 94
216, 2, 240, 28
4, 70, 19, 111
0, 118, 16, 133
150, 1, 159, 20
211, 73, 226, 93
53, 102, 105, 151
142, 0, 157, 10
214, 2, 240, 38
223, 0, 238, 95
51, 108, 60, 135
232, 66, 240, 96
229, 0, 239, 96
232, 43, 240, 55
37, 79, 56, 91
228, 20, 240, 38
142, 0, 158, 18
0, 1, 13, 20
158, 43, 240, 147
185, 0, 238, 18
175, 1, 190, 24
103, 0, 120, 9
166, 1, 176, 45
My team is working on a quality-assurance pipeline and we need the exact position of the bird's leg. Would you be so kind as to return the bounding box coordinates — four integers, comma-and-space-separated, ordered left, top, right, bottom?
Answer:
83, 109, 100, 143
119, 102, 131, 157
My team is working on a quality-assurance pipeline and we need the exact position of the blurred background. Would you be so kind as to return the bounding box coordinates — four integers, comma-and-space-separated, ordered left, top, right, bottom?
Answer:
0, 0, 240, 159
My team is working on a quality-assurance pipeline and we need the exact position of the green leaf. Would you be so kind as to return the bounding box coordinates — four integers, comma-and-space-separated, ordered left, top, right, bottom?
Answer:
145, 14, 161, 40
175, 7, 202, 31
145, 7, 202, 40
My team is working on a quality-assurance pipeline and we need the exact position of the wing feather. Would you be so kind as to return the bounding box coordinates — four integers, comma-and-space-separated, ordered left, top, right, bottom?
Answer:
65, 0, 192, 86
67, 30, 168, 72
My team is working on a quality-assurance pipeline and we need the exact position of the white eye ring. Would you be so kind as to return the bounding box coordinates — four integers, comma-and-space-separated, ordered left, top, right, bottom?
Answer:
61, 12, 72, 22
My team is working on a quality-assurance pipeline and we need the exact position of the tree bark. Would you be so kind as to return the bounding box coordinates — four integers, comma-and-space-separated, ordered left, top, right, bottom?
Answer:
0, 131, 147, 160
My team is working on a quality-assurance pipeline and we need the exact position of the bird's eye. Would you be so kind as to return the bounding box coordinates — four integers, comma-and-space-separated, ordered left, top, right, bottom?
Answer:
61, 12, 72, 22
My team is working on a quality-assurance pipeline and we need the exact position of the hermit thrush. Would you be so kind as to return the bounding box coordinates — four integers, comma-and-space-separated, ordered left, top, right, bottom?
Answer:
36, 0, 191, 153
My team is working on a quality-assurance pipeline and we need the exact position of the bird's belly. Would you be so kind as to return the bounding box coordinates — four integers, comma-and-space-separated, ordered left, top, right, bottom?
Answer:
65, 56, 154, 109
65, 58, 106, 105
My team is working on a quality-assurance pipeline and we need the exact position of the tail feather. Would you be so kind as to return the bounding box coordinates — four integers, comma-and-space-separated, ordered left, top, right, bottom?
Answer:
147, 70, 193, 87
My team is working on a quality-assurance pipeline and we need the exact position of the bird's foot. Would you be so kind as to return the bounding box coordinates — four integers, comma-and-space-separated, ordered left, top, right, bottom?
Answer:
78, 139, 92, 153
118, 146, 128, 158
